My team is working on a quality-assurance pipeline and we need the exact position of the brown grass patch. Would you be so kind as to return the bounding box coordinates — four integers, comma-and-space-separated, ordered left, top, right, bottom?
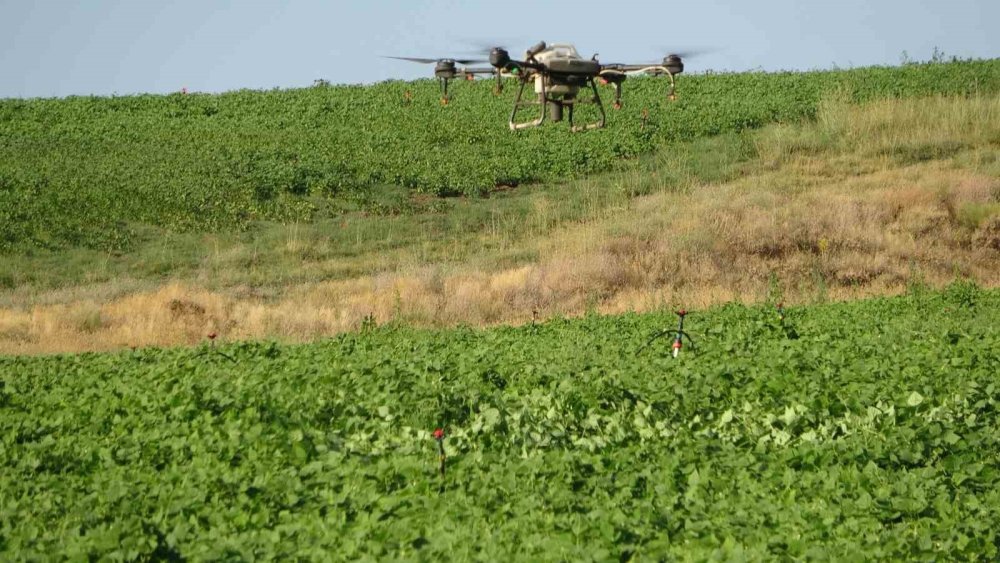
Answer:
3, 157, 998, 355
3, 96, 1000, 355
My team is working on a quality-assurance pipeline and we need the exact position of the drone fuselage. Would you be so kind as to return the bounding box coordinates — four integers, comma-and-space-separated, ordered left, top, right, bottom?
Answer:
531, 44, 586, 98
504, 43, 609, 130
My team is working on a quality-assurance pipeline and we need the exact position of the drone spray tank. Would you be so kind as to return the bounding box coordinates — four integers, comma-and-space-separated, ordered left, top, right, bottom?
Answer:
531, 44, 584, 122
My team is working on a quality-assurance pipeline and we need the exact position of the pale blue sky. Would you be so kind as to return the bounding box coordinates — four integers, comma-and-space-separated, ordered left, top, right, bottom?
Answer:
1, 0, 998, 98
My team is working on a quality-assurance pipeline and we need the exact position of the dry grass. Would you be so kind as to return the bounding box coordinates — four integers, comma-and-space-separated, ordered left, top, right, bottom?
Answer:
2, 95, 999, 355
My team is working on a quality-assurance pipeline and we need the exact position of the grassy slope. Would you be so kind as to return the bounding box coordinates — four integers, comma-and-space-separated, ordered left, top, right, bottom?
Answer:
2, 285, 999, 559
1, 94, 998, 354
1, 60, 999, 253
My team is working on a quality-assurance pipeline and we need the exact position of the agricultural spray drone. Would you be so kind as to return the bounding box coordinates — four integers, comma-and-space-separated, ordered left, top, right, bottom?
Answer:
386, 41, 693, 131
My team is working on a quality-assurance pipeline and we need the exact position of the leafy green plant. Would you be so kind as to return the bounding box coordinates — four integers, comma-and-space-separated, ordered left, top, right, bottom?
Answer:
1, 60, 999, 252
2, 287, 999, 559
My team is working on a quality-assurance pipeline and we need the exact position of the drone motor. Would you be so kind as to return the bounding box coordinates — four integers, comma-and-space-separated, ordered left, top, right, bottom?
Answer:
434, 60, 457, 79
663, 54, 684, 75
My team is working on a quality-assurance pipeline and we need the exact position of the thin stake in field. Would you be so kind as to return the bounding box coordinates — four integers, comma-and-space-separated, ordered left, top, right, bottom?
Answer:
433, 427, 446, 482
777, 302, 799, 339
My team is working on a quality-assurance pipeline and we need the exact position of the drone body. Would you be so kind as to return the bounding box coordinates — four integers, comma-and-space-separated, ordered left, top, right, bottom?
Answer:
387, 41, 687, 131
531, 44, 590, 97
510, 43, 602, 130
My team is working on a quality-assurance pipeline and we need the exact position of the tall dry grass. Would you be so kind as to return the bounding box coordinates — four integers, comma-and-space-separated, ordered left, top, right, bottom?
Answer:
2, 95, 999, 355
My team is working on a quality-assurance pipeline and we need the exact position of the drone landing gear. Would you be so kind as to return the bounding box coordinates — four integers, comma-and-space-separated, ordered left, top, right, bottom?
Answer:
565, 79, 606, 132
599, 78, 624, 109
438, 77, 451, 105
509, 78, 606, 132
509, 80, 546, 130
664, 70, 678, 101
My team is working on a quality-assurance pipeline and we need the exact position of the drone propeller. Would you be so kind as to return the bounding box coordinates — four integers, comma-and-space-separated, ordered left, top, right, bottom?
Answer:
460, 39, 555, 62
462, 43, 510, 56
603, 47, 716, 68
384, 56, 486, 65
457, 35, 531, 56
656, 48, 716, 59
384, 55, 492, 105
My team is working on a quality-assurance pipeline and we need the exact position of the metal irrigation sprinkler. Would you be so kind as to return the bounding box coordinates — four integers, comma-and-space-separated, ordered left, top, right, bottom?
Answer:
637, 309, 696, 358
192, 332, 237, 363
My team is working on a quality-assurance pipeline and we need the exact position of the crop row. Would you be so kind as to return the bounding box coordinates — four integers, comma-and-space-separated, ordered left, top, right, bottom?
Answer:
2, 283, 999, 559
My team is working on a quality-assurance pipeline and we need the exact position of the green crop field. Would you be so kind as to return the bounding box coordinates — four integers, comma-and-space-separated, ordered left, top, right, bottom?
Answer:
1, 59, 999, 252
3, 57, 1000, 559
2, 282, 999, 560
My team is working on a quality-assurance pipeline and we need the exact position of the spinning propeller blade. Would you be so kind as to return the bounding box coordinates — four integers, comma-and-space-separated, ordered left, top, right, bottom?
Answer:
384, 56, 485, 65
656, 48, 716, 59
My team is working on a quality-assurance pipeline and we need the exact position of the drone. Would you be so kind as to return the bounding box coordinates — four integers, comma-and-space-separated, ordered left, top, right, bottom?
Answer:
386, 41, 688, 132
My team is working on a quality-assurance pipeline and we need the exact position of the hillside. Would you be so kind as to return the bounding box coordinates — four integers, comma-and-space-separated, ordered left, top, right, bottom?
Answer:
1, 60, 998, 252
1, 60, 999, 354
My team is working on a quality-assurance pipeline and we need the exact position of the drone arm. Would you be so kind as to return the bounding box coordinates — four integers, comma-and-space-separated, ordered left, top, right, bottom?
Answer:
605, 65, 677, 100
502, 59, 543, 73
460, 67, 499, 75
609, 64, 670, 74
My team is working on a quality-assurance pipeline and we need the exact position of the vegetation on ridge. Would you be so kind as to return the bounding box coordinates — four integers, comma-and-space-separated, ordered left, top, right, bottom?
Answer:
1, 59, 999, 252
1, 93, 999, 354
